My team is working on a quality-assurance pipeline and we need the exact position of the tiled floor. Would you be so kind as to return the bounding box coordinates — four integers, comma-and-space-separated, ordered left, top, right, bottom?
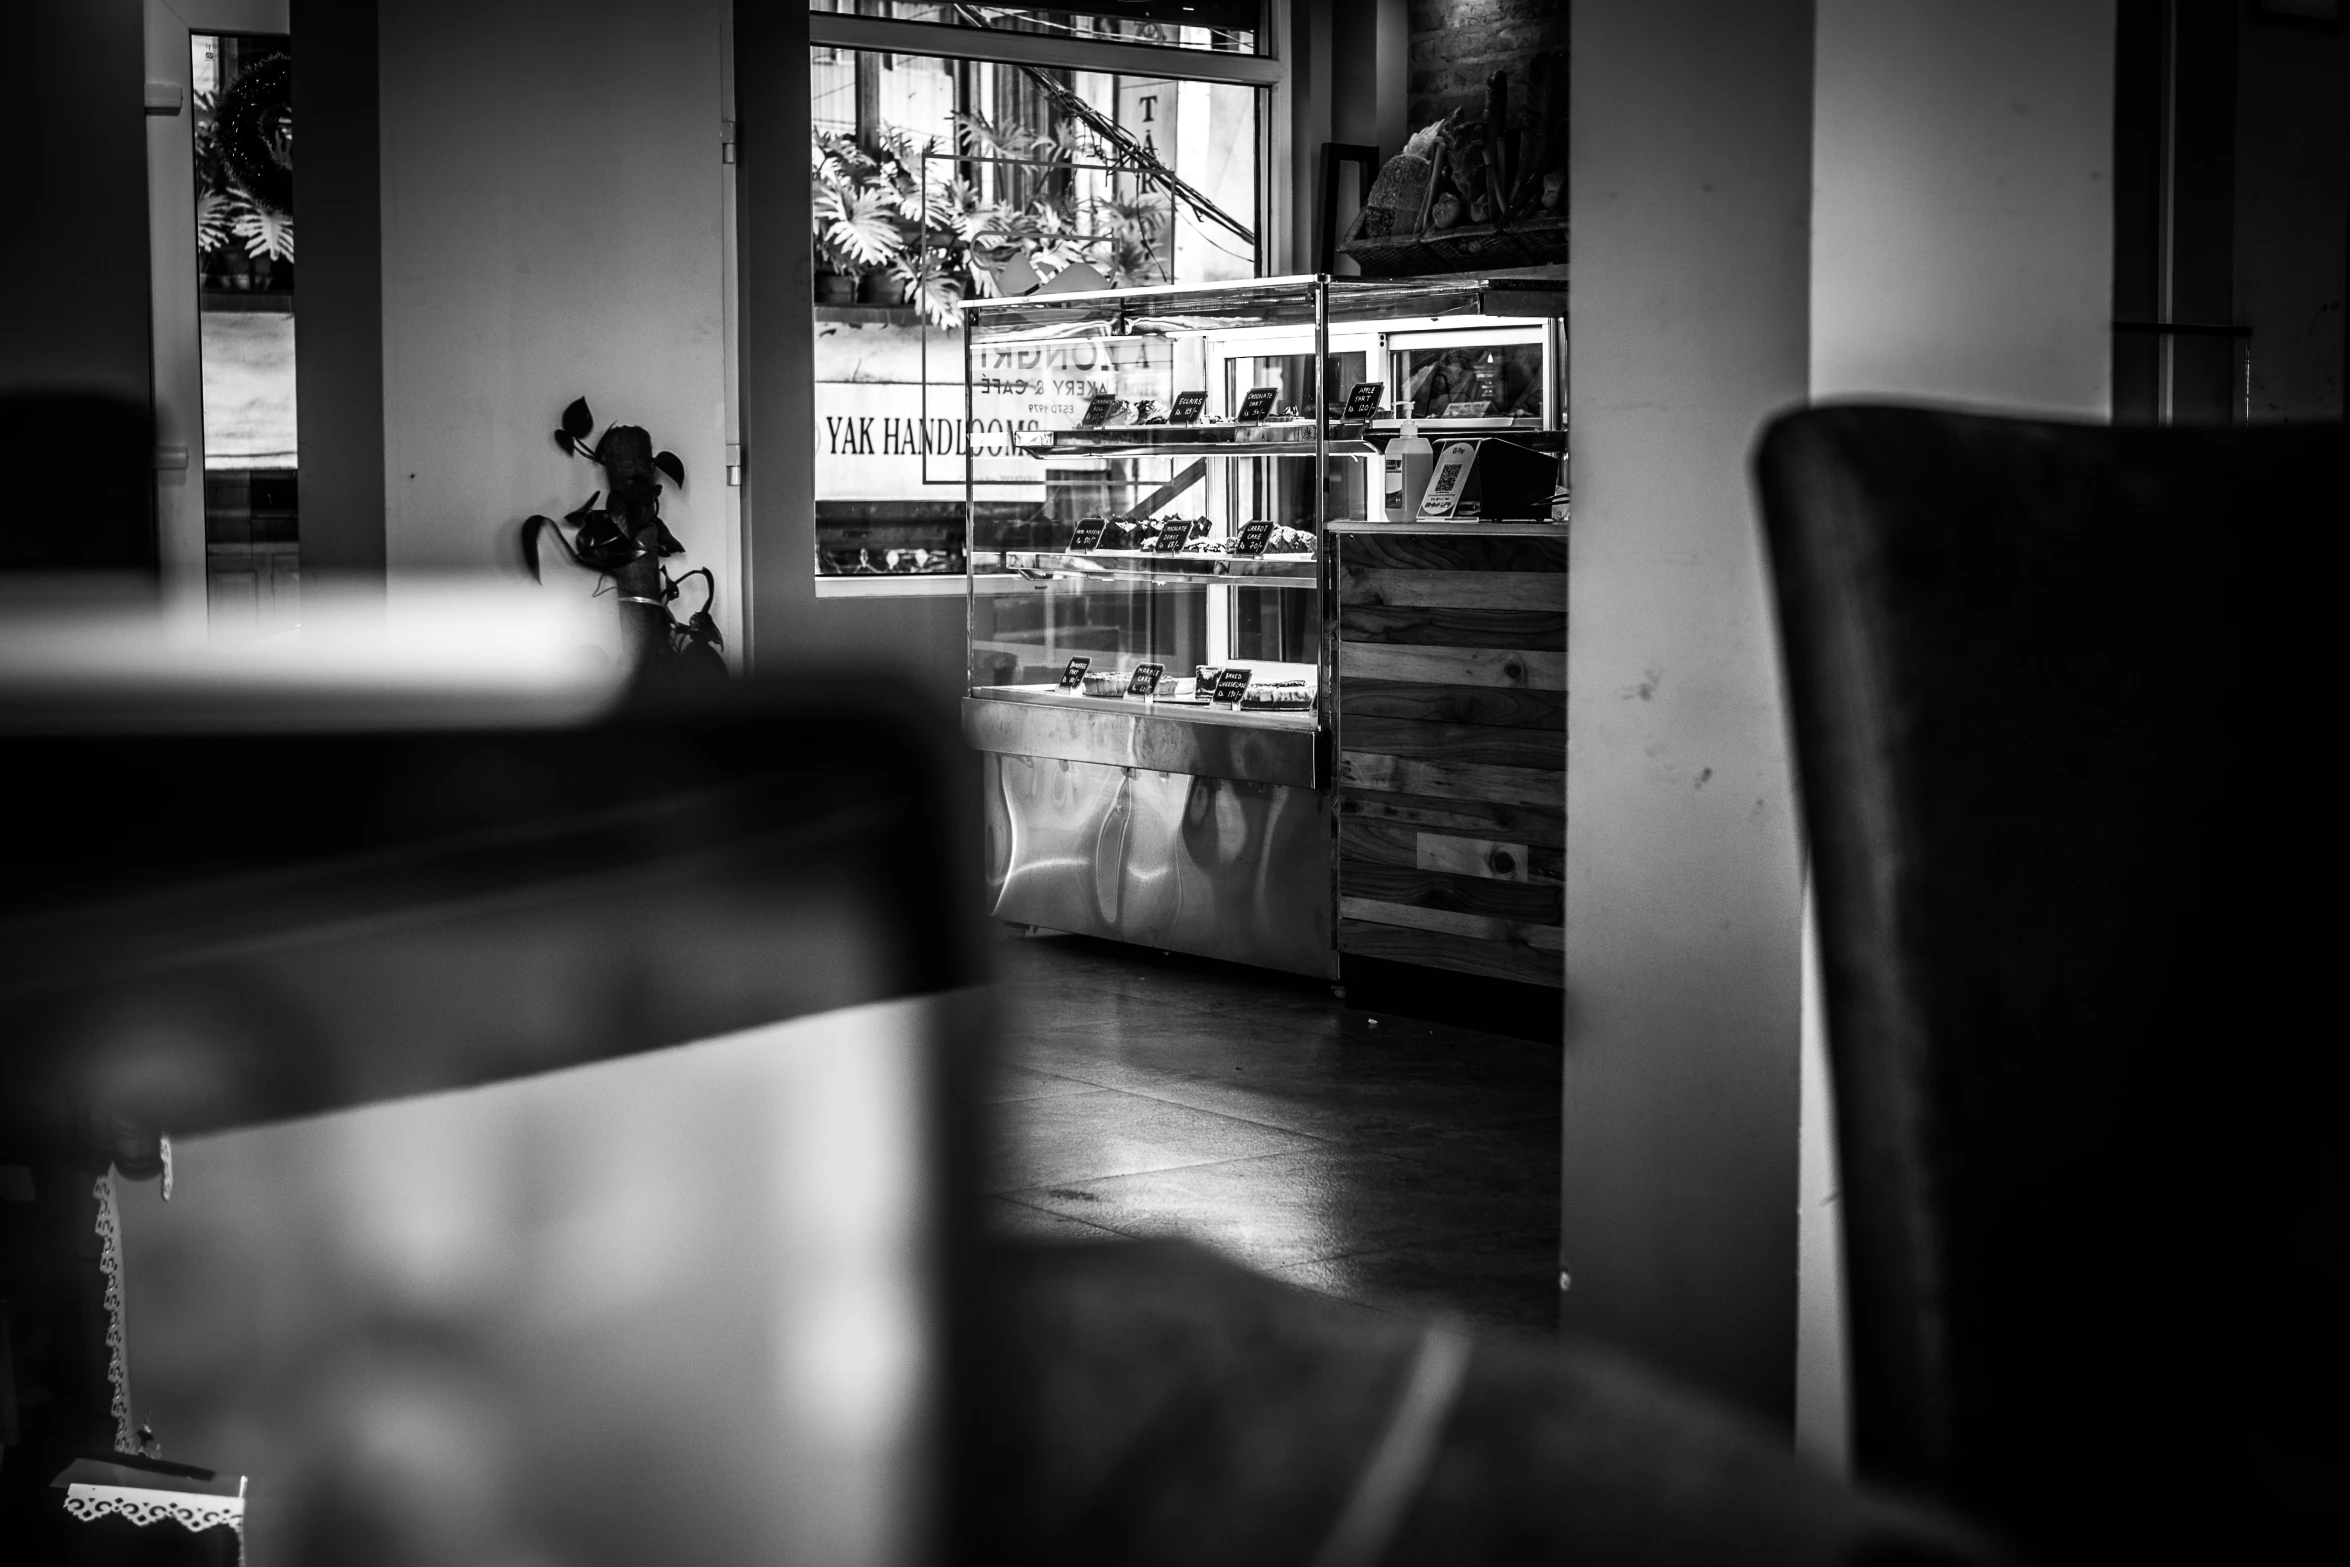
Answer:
982, 933, 1563, 1336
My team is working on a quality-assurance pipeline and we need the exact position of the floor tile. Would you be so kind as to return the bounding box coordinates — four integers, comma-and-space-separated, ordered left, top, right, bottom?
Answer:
1115, 1070, 1558, 1153
976, 1063, 1101, 1106
1004, 1147, 1555, 1271
1269, 1226, 1561, 1337
982, 1088, 1324, 1194
982, 1195, 1123, 1243
985, 933, 1562, 1327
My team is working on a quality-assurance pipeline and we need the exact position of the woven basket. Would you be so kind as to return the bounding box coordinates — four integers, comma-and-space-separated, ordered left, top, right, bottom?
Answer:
1337, 135, 1568, 278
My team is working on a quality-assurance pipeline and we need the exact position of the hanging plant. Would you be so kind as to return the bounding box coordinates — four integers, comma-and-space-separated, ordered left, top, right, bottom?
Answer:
520, 397, 725, 676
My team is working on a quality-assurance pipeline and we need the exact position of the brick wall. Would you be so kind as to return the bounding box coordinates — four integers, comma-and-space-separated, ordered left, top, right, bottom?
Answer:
1407, 0, 1571, 132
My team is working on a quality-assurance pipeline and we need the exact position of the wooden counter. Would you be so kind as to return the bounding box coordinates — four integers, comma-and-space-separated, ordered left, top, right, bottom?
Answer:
1330, 523, 1566, 987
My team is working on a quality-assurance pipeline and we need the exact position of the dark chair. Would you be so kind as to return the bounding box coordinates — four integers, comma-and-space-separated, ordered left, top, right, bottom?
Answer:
1758, 407, 2348, 1562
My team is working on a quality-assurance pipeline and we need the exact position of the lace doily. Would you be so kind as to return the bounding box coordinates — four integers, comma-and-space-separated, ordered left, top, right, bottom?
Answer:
62, 1482, 245, 1535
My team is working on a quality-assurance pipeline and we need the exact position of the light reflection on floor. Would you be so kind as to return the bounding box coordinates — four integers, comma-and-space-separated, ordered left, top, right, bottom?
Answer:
983, 933, 1562, 1336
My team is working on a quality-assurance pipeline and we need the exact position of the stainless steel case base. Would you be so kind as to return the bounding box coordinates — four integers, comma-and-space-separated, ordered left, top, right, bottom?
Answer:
980, 751, 1337, 979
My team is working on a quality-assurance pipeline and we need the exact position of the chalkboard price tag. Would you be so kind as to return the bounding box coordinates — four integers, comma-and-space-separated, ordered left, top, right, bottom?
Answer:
1127, 662, 1165, 698
1442, 398, 1493, 419
1067, 517, 1106, 551
1059, 656, 1091, 690
1152, 519, 1195, 553
1210, 667, 1253, 705
1232, 521, 1274, 557
1235, 386, 1279, 424
1168, 390, 1208, 424
1080, 393, 1120, 427
1341, 381, 1387, 420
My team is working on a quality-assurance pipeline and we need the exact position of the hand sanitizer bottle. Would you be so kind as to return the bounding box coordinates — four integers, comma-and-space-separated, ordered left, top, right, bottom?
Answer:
1383, 415, 1435, 522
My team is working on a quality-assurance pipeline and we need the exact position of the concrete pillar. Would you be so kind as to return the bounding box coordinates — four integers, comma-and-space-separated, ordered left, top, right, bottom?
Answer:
1564, 0, 1816, 1426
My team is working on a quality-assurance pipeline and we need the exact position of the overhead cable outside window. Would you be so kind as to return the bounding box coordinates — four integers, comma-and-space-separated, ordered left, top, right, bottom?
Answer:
950, 3, 1257, 248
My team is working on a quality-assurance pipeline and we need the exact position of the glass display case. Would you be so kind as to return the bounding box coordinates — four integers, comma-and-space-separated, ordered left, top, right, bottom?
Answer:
959, 274, 1568, 977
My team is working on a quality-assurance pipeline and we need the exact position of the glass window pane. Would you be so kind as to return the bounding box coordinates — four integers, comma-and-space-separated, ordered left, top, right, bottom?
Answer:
194, 33, 299, 640
809, 2, 1262, 57
809, 45, 1262, 584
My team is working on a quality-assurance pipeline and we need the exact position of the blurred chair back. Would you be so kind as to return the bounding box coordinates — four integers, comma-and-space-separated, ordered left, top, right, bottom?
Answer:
0, 629, 981, 1565
1757, 408, 2346, 1561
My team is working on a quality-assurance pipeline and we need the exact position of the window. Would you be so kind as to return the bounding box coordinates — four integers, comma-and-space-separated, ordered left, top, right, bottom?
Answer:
193, 31, 300, 637
808, 1, 1263, 57
806, 7, 1267, 590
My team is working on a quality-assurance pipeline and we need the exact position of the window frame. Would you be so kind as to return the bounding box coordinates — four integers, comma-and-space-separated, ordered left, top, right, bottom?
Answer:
770, 6, 1287, 606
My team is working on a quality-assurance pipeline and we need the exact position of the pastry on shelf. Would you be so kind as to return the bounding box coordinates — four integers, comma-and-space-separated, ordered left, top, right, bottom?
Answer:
1100, 518, 1158, 550
1263, 525, 1318, 556
1079, 671, 1126, 697
1238, 679, 1313, 711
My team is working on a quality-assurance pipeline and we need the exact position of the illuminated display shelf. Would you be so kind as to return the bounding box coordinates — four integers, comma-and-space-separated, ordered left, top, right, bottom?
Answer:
958, 272, 1568, 979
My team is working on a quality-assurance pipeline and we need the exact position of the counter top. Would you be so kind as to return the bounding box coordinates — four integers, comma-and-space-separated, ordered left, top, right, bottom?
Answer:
1329, 520, 1567, 536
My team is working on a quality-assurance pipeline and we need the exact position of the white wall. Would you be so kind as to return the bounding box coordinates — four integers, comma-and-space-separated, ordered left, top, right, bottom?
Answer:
1792, 0, 2116, 1467
378, 0, 739, 655
1811, 0, 2115, 417
1565, 0, 1816, 1424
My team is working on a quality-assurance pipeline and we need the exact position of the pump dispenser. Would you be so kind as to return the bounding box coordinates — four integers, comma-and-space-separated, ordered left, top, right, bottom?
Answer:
1382, 414, 1435, 521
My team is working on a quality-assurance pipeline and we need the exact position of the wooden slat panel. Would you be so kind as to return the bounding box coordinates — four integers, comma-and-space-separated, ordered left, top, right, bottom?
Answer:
1417, 830, 1529, 882
1340, 857, 1563, 923
1340, 895, 1566, 951
1339, 603, 1564, 651
1338, 533, 1567, 574
1339, 916, 1565, 987
1339, 643, 1564, 690
1338, 788, 1565, 849
1339, 679, 1564, 730
1340, 818, 1563, 885
1339, 751, 1566, 809
1339, 567, 1564, 612
1342, 714, 1562, 772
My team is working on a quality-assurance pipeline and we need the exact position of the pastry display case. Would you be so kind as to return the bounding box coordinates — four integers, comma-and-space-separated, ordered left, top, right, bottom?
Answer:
959, 274, 1568, 977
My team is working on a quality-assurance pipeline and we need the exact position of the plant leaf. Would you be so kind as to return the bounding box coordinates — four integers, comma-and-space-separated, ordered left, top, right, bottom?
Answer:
828, 188, 905, 267
678, 639, 729, 677
563, 490, 602, 528
554, 429, 575, 456
230, 193, 295, 262
521, 515, 550, 582
648, 519, 686, 557
573, 513, 644, 571
194, 190, 232, 255
561, 397, 594, 440
653, 450, 685, 488
687, 610, 724, 649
